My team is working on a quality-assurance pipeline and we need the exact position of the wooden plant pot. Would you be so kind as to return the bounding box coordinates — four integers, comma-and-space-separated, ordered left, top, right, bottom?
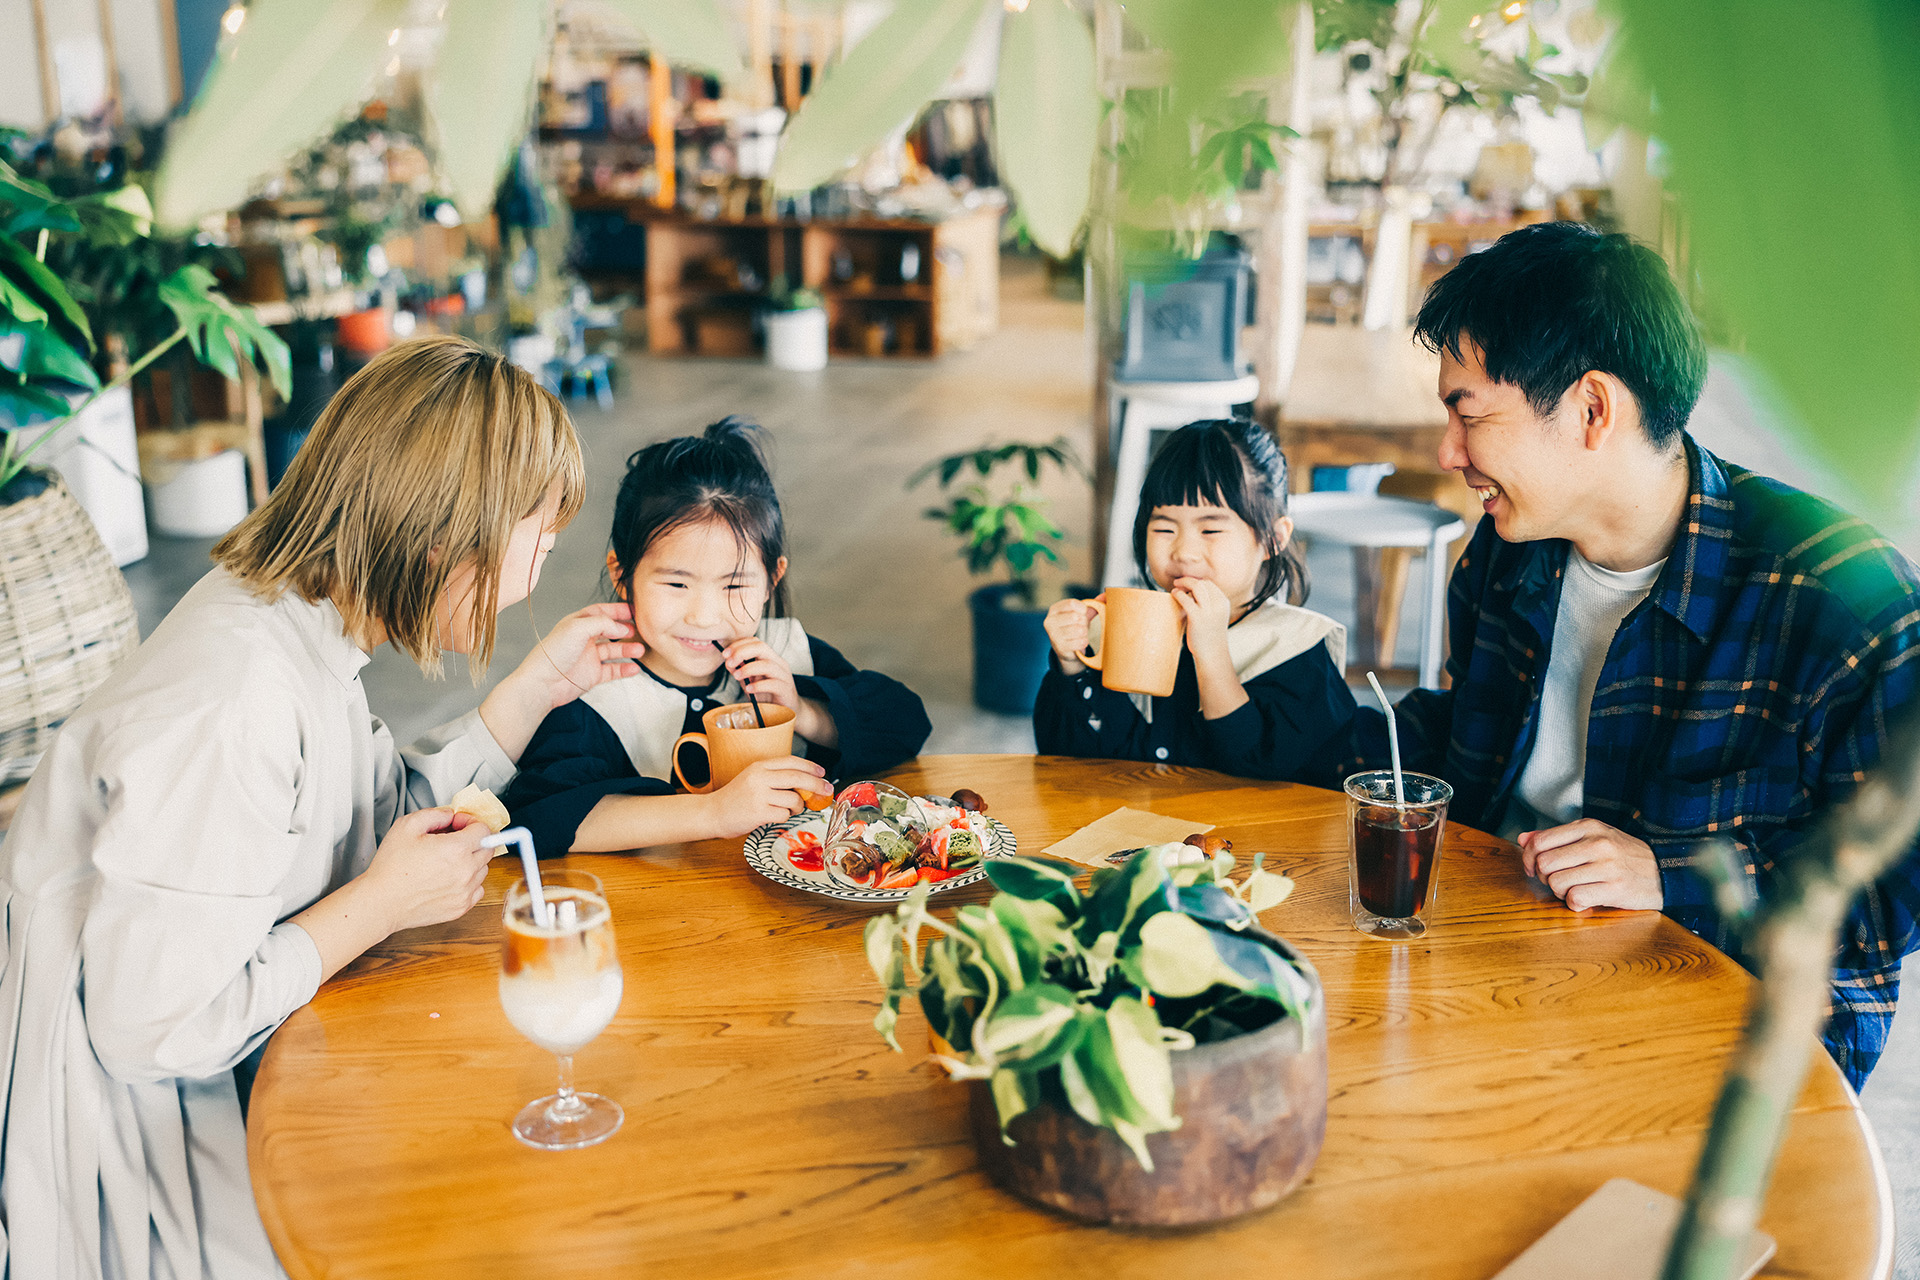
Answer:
969, 936, 1327, 1227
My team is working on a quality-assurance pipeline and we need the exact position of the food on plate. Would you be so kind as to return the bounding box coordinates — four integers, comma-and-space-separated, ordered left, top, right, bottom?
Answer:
449, 783, 511, 834
950, 788, 988, 813
811, 784, 995, 890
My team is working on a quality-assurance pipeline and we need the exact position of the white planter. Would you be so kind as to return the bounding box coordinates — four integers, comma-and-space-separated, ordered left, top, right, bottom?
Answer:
147, 449, 250, 538
766, 308, 828, 372
8, 386, 148, 566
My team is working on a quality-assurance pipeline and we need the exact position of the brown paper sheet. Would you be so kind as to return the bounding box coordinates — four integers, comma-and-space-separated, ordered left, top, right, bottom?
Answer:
1492, 1179, 1774, 1280
1041, 807, 1216, 868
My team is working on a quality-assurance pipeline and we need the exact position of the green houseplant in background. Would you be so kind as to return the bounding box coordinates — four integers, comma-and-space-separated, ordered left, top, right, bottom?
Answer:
909, 439, 1087, 716
0, 156, 289, 784
763, 278, 827, 372
865, 846, 1323, 1224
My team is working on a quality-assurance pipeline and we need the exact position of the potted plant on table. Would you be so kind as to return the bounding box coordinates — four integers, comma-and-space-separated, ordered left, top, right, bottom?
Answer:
909, 439, 1087, 716
763, 280, 828, 372
866, 845, 1323, 1224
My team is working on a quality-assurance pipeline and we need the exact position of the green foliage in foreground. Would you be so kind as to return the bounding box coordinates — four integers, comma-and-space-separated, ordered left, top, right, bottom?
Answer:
864, 846, 1308, 1169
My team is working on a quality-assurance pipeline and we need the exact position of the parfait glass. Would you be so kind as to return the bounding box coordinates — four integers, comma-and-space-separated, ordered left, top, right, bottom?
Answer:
498, 869, 624, 1149
821, 781, 929, 891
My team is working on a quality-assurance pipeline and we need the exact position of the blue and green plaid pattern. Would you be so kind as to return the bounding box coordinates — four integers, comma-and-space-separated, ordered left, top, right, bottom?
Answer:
1357, 442, 1920, 1087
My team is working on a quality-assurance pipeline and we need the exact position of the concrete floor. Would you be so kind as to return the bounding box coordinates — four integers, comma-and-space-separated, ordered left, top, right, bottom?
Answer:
120, 256, 1914, 1273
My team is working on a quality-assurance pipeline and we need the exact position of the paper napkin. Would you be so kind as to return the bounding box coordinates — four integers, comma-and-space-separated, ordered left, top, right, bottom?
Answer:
1042, 806, 1216, 868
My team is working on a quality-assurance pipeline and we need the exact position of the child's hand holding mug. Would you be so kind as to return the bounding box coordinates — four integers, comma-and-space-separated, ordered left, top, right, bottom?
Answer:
1043, 595, 1103, 674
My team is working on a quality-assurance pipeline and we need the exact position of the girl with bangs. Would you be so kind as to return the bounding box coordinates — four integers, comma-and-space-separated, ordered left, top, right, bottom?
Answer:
1035, 419, 1360, 784
502, 418, 930, 857
0, 336, 645, 1278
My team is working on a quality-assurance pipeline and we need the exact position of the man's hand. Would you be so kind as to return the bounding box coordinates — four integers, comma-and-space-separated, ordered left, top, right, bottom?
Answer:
1518, 819, 1664, 912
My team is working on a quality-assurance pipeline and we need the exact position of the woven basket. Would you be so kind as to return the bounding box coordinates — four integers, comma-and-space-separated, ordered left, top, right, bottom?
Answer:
0, 470, 140, 784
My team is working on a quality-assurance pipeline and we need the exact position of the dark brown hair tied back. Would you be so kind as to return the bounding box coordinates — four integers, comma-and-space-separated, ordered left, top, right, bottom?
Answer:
607, 416, 790, 616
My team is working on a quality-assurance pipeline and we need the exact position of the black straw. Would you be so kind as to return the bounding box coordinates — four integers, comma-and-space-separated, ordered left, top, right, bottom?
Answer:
714, 640, 766, 726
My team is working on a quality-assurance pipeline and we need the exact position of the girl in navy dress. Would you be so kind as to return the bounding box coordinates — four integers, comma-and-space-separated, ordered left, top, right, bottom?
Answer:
1034, 419, 1359, 784
505, 418, 931, 854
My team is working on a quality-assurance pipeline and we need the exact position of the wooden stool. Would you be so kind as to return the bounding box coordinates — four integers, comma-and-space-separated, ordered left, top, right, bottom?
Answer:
1102, 375, 1261, 588
1288, 492, 1465, 688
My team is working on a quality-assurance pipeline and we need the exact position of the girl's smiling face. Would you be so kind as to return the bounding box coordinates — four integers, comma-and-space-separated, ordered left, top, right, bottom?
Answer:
1143, 500, 1288, 612
612, 516, 785, 686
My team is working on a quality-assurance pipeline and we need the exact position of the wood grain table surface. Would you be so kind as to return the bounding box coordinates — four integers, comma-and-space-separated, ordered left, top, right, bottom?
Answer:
249, 756, 1892, 1280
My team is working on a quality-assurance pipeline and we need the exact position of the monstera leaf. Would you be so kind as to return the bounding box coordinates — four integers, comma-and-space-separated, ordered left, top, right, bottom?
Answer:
158, 264, 292, 401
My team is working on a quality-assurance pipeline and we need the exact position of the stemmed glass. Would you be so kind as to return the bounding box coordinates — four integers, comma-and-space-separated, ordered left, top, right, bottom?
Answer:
498, 868, 624, 1149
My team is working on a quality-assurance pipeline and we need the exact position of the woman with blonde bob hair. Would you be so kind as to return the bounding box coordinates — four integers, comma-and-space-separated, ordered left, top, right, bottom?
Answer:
0, 336, 643, 1278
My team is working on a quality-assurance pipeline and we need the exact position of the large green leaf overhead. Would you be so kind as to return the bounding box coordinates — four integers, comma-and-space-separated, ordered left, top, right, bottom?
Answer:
599, 0, 746, 85
772, 0, 993, 194
428, 0, 549, 221
994, 0, 1099, 258
154, 0, 408, 229
1612, 0, 1920, 515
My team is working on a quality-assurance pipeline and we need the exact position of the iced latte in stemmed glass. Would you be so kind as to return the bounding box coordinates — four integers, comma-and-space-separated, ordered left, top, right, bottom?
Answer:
499, 869, 624, 1149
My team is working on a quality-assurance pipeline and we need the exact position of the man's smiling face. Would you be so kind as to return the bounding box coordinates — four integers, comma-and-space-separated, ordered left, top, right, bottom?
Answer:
1435, 337, 1590, 545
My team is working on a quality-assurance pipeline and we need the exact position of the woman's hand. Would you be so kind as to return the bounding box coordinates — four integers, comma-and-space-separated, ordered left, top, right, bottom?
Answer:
722, 638, 839, 746
292, 808, 494, 981
702, 756, 829, 838
1044, 596, 1100, 673
361, 809, 497, 932
481, 603, 647, 761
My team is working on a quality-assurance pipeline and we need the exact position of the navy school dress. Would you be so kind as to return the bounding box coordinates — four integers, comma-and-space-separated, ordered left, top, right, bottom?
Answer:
1032, 598, 1362, 788
503, 616, 930, 855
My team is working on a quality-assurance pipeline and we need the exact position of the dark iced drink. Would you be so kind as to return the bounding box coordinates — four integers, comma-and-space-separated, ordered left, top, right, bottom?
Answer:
1354, 805, 1441, 918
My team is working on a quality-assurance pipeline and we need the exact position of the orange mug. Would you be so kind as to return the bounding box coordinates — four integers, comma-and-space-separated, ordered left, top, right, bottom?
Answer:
1082, 587, 1186, 697
672, 702, 795, 793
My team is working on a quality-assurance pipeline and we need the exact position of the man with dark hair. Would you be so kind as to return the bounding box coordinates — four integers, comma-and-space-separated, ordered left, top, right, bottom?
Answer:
1361, 220, 1920, 1087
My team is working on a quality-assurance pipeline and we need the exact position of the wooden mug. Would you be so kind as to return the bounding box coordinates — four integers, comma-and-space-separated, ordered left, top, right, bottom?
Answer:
672, 702, 795, 792
1082, 588, 1186, 697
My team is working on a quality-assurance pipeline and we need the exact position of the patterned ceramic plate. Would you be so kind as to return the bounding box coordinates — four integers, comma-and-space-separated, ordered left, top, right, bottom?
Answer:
744, 804, 1018, 903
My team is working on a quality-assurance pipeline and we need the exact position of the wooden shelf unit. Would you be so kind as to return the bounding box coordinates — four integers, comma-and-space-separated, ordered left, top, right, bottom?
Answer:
573, 200, 1001, 358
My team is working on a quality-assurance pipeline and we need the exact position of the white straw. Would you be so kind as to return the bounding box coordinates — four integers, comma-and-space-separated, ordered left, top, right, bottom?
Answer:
1365, 672, 1407, 806
481, 826, 551, 928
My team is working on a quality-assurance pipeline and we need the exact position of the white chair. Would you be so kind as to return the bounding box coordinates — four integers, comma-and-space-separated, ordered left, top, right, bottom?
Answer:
1287, 492, 1466, 689
1102, 374, 1261, 589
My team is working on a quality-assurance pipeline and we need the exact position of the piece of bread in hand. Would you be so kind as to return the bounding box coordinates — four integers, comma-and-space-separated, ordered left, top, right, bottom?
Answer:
449, 783, 511, 834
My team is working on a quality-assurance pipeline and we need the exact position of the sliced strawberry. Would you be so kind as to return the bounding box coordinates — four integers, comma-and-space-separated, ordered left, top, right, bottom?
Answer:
839, 782, 880, 810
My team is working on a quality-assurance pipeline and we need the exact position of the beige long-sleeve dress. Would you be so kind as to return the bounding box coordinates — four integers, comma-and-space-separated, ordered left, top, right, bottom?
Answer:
0, 569, 515, 1278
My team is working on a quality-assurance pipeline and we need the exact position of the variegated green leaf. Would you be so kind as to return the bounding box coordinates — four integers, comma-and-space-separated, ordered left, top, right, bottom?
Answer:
989, 1067, 1038, 1138
1106, 996, 1178, 1131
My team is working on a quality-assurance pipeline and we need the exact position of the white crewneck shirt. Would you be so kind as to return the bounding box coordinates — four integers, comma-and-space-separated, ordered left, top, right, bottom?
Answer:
1504, 547, 1666, 836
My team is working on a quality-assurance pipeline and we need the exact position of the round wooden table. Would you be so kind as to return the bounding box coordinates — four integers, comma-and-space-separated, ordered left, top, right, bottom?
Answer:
249, 757, 1892, 1279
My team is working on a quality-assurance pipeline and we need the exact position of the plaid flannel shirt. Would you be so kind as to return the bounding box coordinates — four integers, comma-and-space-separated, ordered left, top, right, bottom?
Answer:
1357, 441, 1920, 1088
